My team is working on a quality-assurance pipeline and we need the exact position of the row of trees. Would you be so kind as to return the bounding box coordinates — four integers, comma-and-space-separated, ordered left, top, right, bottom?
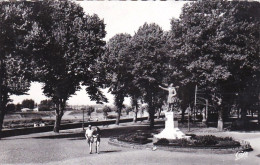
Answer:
6, 99, 35, 111
0, 0, 107, 136
0, 0, 259, 136
100, 0, 260, 129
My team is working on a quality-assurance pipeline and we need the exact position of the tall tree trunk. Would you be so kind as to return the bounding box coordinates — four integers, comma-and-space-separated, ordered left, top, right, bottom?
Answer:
116, 107, 122, 125
115, 93, 124, 125
53, 114, 62, 133
157, 107, 162, 119
0, 90, 7, 139
217, 106, 223, 131
133, 104, 138, 123
258, 94, 260, 126
258, 107, 260, 126
237, 108, 240, 119
0, 108, 5, 139
134, 110, 138, 122
181, 104, 186, 123
0, 59, 4, 138
53, 102, 64, 133
148, 104, 155, 129
241, 106, 247, 129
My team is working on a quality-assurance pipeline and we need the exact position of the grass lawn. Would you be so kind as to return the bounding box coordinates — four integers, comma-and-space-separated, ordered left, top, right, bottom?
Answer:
3, 110, 148, 129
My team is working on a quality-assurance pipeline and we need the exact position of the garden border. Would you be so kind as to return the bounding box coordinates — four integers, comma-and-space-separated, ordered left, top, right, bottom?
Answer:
108, 136, 253, 154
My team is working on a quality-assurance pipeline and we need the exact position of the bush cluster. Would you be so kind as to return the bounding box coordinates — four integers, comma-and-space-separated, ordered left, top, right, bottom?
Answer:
38, 100, 54, 111
118, 132, 152, 144
154, 135, 241, 148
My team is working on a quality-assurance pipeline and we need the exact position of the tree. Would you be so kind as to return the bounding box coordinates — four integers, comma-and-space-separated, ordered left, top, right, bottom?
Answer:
22, 99, 35, 109
130, 93, 140, 122
167, 0, 260, 129
0, 1, 33, 137
6, 104, 15, 112
25, 1, 106, 132
129, 23, 168, 128
125, 107, 132, 116
38, 99, 54, 111
214, 1, 260, 128
15, 103, 22, 111
86, 106, 95, 117
165, 19, 196, 122
102, 106, 111, 120
101, 33, 132, 125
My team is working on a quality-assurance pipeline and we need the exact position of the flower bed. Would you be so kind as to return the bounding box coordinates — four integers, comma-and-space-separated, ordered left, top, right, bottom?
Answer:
117, 131, 154, 144
154, 135, 241, 149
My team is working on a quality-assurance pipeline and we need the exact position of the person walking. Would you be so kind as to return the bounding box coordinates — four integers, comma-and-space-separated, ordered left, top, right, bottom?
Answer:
93, 126, 101, 154
85, 125, 94, 154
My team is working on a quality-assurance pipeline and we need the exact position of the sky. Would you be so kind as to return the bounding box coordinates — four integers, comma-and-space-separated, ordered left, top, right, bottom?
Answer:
10, 1, 188, 106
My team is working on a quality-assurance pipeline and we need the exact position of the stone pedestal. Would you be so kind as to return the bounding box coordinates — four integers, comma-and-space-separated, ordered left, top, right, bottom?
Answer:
154, 112, 186, 139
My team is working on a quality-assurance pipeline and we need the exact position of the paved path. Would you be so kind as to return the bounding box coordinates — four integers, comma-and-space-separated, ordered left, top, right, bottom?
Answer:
1, 122, 260, 165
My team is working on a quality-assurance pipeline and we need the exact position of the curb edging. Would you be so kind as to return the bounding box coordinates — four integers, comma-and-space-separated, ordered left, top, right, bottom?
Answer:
108, 136, 252, 154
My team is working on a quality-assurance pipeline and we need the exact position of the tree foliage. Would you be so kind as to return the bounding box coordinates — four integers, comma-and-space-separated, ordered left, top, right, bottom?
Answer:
86, 106, 95, 116
22, 99, 35, 109
0, 1, 33, 135
101, 33, 132, 125
129, 23, 168, 128
24, 0, 106, 132
38, 99, 54, 111
166, 0, 260, 127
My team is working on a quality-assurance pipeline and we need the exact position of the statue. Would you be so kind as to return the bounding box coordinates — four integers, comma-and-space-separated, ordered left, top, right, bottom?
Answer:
155, 83, 187, 140
159, 83, 177, 112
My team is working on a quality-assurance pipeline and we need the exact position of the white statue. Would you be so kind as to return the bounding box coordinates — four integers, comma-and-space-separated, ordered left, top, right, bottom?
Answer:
159, 83, 177, 111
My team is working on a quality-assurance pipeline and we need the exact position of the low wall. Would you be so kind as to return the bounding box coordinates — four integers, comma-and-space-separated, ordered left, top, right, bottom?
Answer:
2, 117, 149, 138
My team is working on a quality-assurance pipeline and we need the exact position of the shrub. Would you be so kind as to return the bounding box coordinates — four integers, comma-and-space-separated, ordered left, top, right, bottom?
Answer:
140, 106, 147, 116
22, 99, 35, 109
6, 104, 16, 112
154, 138, 169, 145
118, 132, 152, 144
217, 141, 240, 147
38, 99, 54, 111
86, 106, 95, 116
154, 135, 241, 148
196, 114, 203, 121
15, 103, 22, 111
102, 106, 112, 118
125, 107, 133, 115
171, 139, 191, 147
193, 135, 217, 146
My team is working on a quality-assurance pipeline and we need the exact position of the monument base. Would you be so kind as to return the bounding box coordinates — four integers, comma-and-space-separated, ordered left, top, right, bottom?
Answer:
154, 128, 186, 139
154, 112, 187, 140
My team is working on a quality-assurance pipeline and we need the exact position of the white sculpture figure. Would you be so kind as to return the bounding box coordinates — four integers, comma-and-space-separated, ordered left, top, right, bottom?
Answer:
159, 83, 177, 112
155, 83, 187, 140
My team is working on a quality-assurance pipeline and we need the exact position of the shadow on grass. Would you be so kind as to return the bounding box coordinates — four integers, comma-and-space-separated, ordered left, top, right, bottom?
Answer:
32, 124, 164, 140
99, 150, 121, 153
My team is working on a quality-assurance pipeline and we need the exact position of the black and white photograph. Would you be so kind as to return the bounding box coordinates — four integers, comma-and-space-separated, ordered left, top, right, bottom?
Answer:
0, 0, 260, 164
